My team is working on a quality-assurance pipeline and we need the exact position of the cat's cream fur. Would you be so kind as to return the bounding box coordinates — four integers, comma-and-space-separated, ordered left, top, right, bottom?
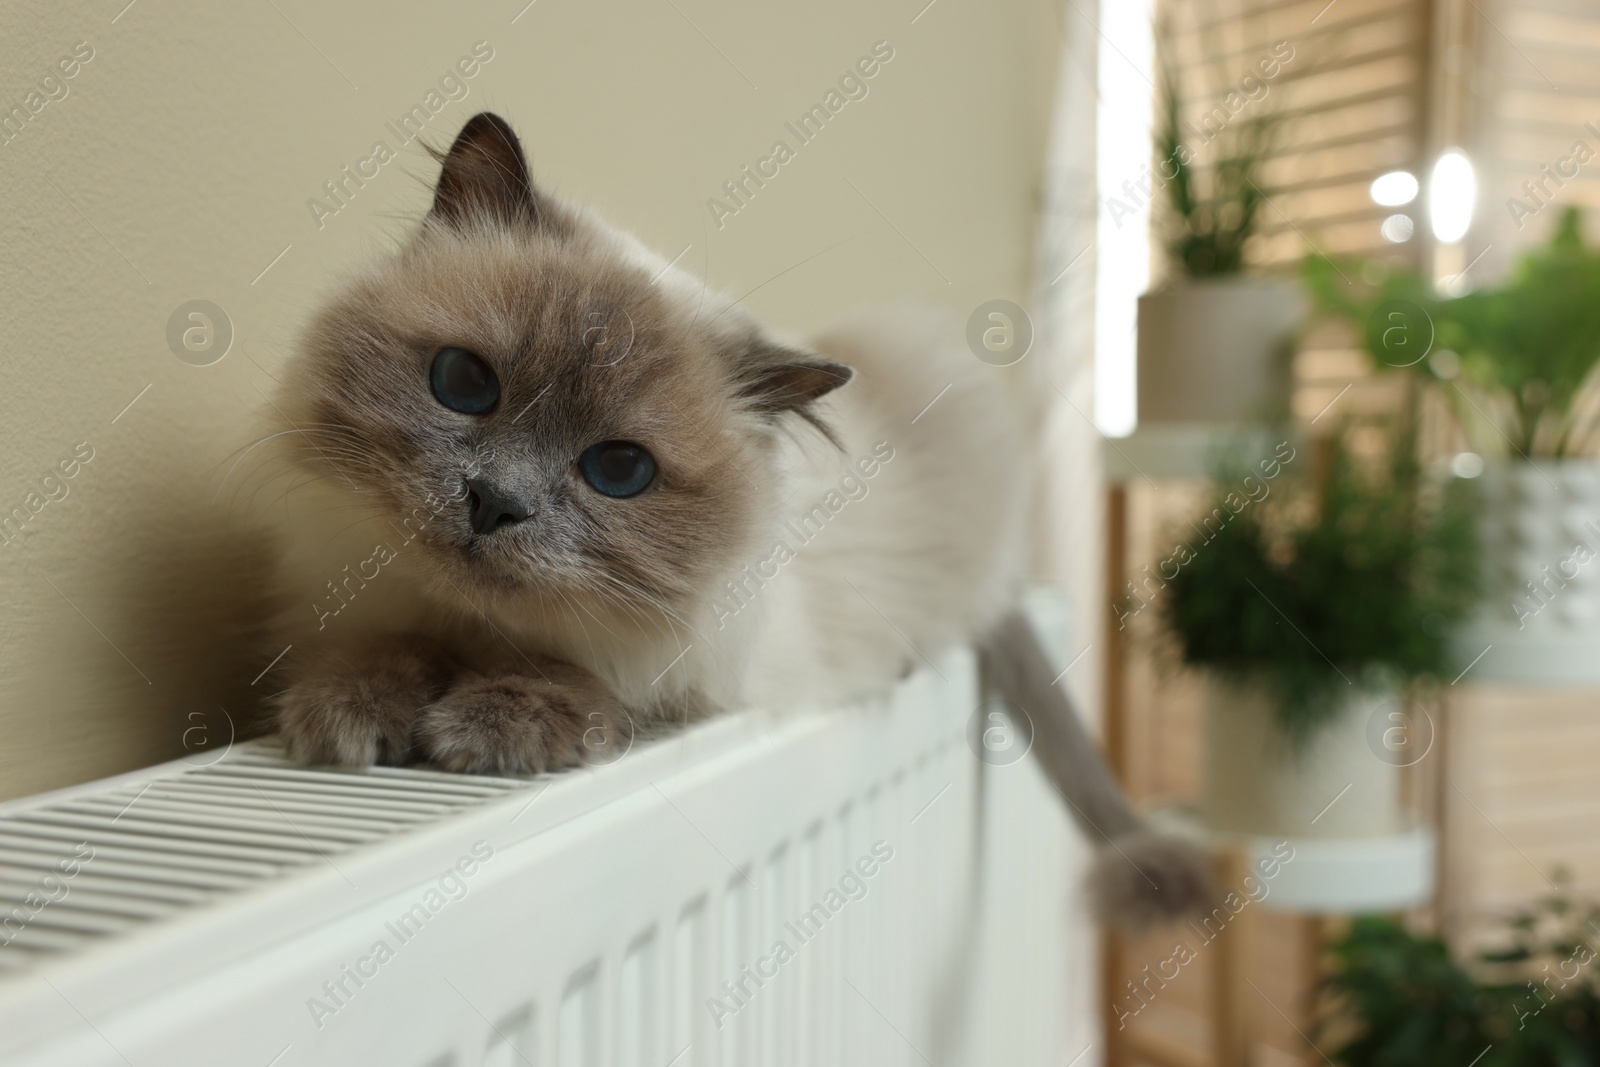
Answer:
260, 113, 1210, 927
264, 304, 1021, 732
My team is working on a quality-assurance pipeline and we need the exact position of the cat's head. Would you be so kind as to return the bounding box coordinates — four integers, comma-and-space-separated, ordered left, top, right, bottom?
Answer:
280, 112, 852, 624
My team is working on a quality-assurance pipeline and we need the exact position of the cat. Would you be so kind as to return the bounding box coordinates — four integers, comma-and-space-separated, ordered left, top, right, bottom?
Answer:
260, 112, 1209, 929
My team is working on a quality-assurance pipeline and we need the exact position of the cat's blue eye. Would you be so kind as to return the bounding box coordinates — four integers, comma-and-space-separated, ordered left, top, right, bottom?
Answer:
430, 347, 500, 414
578, 441, 656, 498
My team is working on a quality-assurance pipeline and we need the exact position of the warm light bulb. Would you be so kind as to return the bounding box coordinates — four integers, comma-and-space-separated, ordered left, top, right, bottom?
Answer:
1429, 150, 1475, 243
1370, 170, 1418, 207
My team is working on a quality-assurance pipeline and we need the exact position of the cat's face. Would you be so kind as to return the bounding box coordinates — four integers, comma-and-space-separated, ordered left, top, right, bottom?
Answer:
280, 113, 850, 624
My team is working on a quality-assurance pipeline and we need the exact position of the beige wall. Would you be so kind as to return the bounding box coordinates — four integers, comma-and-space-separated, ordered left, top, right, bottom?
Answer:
0, 1, 1065, 799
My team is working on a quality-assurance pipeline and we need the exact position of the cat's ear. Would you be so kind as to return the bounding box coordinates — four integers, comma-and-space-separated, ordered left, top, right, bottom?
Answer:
735, 342, 854, 441
428, 112, 549, 229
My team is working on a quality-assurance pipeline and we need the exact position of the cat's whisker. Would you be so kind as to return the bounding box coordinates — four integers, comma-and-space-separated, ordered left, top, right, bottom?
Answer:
325, 511, 395, 544
215, 427, 383, 521
232, 462, 305, 522
550, 586, 602, 666
589, 579, 688, 651
562, 586, 621, 641
565, 571, 657, 629
584, 582, 667, 642
582, 570, 717, 657
211, 428, 327, 505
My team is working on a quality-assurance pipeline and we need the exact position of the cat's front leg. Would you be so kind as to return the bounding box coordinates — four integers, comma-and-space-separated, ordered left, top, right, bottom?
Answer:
414, 657, 626, 775
275, 633, 458, 766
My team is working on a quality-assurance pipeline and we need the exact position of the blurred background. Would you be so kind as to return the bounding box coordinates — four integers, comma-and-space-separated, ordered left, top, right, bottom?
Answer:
7, 0, 1600, 1062
1102, 0, 1600, 1063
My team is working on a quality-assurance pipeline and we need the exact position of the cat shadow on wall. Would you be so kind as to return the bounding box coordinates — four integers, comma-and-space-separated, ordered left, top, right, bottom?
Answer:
111, 478, 280, 766
6, 483, 276, 799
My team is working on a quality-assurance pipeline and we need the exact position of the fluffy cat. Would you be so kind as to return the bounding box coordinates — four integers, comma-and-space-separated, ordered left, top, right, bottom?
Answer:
261, 112, 1208, 928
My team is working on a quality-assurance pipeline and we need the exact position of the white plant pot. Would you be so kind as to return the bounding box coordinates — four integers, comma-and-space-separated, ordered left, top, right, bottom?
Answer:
1137, 277, 1305, 423
1204, 676, 1402, 840
1454, 459, 1600, 684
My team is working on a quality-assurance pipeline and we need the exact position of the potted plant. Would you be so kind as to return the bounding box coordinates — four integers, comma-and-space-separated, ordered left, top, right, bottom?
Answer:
1306, 208, 1600, 684
1136, 26, 1306, 424
1153, 428, 1478, 838
1322, 885, 1600, 1064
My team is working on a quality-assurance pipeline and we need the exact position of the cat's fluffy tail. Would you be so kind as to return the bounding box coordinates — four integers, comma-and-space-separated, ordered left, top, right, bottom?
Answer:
980, 610, 1214, 931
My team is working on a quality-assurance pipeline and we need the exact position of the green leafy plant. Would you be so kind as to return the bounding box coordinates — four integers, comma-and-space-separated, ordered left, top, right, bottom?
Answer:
1305, 207, 1600, 457
1323, 888, 1600, 1065
1154, 23, 1278, 277
1156, 425, 1478, 738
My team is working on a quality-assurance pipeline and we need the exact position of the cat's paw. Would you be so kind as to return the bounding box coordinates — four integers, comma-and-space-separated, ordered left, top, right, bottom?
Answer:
414, 668, 622, 775
275, 635, 457, 766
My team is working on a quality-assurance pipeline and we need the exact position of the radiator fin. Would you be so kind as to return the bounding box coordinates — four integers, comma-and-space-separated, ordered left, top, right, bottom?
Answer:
0, 738, 533, 977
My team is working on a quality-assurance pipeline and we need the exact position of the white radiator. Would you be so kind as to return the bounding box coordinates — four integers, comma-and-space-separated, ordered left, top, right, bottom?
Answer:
0, 646, 1092, 1066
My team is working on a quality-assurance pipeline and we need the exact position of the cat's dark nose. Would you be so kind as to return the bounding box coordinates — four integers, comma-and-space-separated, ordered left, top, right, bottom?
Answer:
464, 477, 531, 535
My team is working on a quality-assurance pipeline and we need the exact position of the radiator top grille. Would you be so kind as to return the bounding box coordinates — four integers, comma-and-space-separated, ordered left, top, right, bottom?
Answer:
0, 740, 533, 978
